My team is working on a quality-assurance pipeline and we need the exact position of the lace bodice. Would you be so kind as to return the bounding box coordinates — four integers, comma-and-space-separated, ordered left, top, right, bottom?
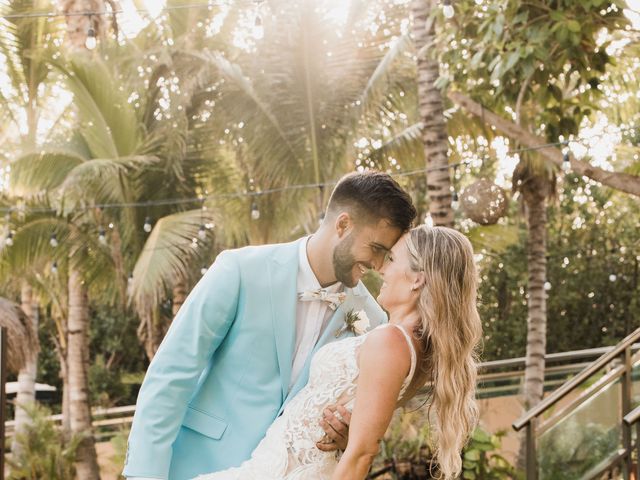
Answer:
194, 324, 417, 480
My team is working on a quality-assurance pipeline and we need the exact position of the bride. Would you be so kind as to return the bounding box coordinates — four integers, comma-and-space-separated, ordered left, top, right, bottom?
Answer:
194, 225, 482, 480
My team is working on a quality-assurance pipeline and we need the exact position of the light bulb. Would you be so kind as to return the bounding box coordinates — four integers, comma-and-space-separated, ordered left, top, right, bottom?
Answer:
425, 213, 434, 227
252, 15, 264, 39
609, 274, 617, 282
85, 28, 97, 50
98, 227, 107, 245
544, 281, 552, 291
5, 232, 13, 247
143, 217, 152, 233
562, 152, 571, 173
198, 225, 207, 240
452, 191, 460, 210
51, 261, 58, 274
318, 211, 325, 226
251, 202, 260, 220
442, 1, 455, 19
50, 233, 58, 248
200, 265, 208, 275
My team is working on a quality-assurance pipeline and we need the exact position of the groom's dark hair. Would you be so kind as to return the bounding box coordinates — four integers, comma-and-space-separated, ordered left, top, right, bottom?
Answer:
326, 171, 416, 231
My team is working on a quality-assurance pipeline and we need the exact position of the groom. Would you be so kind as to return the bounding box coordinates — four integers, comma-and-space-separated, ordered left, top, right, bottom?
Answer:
123, 171, 416, 479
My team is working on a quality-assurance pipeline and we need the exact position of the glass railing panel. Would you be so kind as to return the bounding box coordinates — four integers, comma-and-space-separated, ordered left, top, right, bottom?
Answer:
537, 378, 622, 480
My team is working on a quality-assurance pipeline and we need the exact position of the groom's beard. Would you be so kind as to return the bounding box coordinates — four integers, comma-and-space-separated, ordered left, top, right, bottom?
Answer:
333, 233, 358, 288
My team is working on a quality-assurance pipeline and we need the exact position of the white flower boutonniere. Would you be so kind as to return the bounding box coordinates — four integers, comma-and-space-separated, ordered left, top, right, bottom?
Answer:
335, 309, 371, 337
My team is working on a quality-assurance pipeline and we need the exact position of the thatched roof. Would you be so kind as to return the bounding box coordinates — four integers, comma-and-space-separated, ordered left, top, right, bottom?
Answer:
0, 297, 39, 374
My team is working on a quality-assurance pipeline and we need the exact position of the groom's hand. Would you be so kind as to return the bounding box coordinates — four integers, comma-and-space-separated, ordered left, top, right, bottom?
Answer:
317, 404, 351, 452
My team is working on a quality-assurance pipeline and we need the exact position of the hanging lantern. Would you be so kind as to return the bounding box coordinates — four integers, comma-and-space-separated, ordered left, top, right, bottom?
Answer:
460, 178, 509, 225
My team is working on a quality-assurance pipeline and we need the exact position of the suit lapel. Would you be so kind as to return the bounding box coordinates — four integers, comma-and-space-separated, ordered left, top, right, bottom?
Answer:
267, 239, 303, 403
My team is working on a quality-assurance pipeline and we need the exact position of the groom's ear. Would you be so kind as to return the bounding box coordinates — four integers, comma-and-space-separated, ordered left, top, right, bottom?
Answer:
335, 212, 353, 238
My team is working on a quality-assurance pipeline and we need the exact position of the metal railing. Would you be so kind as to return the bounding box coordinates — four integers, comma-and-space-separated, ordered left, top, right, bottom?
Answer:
3, 342, 637, 446
512, 326, 640, 480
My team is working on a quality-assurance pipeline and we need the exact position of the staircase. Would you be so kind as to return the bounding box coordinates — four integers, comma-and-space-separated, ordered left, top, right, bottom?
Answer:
513, 326, 640, 480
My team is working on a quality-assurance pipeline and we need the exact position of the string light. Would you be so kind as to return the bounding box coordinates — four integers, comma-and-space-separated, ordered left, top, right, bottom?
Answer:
424, 212, 434, 227
198, 224, 207, 240
143, 217, 152, 233
85, 16, 97, 50
200, 265, 208, 275
562, 151, 572, 173
609, 274, 617, 282
98, 227, 107, 245
251, 201, 260, 220
442, 0, 455, 19
318, 211, 325, 226
0, 2, 245, 20
544, 281, 552, 291
4, 232, 13, 247
253, 13, 264, 40
452, 190, 460, 210
51, 261, 58, 274
50, 233, 58, 248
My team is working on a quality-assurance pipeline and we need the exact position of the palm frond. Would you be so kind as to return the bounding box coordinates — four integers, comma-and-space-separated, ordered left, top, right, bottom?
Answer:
10, 149, 86, 196
130, 208, 214, 315
465, 224, 521, 254
50, 54, 141, 158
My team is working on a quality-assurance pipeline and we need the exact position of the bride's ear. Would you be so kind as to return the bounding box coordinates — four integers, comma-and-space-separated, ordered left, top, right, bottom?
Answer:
412, 272, 426, 292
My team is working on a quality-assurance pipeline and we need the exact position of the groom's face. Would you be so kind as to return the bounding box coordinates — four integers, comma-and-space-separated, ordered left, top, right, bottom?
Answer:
333, 218, 402, 288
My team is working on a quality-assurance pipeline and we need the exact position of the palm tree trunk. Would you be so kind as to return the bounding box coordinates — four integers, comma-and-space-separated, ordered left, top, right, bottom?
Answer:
68, 267, 101, 480
517, 190, 548, 468
11, 282, 38, 456
411, 0, 454, 227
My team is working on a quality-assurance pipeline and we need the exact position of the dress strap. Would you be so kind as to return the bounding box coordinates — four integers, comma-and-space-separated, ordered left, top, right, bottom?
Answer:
384, 324, 417, 390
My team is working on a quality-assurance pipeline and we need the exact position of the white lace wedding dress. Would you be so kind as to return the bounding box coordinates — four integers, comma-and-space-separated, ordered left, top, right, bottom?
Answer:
193, 323, 417, 480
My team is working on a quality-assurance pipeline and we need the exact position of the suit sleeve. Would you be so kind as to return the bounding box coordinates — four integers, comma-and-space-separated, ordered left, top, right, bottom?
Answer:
123, 250, 240, 479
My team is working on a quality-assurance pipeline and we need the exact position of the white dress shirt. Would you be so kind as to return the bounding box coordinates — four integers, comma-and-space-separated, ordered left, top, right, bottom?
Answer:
127, 237, 341, 479
289, 236, 342, 390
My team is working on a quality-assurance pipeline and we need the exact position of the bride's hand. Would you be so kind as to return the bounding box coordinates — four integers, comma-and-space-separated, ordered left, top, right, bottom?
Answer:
316, 404, 351, 452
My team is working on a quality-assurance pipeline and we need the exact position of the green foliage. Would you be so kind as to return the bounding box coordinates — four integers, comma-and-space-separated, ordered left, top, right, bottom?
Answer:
88, 355, 129, 408
7, 403, 83, 480
538, 419, 620, 479
438, 0, 628, 141
478, 174, 640, 360
109, 428, 130, 480
462, 428, 520, 480
372, 408, 519, 479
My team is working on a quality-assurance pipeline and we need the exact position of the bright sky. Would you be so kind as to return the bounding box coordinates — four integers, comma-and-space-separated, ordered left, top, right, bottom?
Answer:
1, 0, 640, 194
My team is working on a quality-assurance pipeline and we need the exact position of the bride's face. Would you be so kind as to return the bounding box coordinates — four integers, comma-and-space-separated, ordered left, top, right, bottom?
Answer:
376, 233, 420, 311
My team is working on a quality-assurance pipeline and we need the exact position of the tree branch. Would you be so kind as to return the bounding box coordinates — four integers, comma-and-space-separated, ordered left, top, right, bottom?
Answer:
448, 91, 640, 197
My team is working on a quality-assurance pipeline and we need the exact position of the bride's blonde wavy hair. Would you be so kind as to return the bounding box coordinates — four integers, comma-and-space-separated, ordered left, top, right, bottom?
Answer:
406, 225, 483, 479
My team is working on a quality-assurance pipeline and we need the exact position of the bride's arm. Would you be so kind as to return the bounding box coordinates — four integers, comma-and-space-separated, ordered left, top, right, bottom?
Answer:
330, 327, 411, 480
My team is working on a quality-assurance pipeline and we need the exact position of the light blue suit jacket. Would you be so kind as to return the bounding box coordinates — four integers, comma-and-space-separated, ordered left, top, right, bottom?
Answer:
123, 238, 387, 479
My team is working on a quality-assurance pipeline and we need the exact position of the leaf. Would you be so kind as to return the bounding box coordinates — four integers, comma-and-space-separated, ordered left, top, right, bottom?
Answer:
463, 468, 477, 478
567, 20, 581, 33
464, 449, 481, 461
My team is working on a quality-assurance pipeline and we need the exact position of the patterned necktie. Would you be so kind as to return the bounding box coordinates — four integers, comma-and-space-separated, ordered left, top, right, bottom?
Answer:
298, 288, 346, 311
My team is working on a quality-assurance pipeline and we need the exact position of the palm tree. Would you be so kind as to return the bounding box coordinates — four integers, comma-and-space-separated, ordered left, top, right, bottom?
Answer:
0, 296, 38, 378
410, 0, 454, 227
11, 282, 39, 456
0, 0, 63, 456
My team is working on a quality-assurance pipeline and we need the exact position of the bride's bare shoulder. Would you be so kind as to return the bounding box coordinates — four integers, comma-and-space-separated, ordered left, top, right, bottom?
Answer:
359, 325, 411, 373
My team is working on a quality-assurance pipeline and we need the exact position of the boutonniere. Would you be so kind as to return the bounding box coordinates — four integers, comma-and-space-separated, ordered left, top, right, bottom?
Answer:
335, 309, 371, 337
